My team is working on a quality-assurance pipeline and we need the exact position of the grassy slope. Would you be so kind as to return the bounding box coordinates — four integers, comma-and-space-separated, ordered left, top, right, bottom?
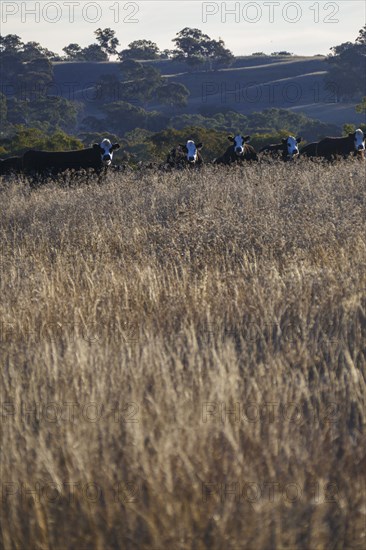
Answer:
1, 160, 365, 549
53, 56, 362, 126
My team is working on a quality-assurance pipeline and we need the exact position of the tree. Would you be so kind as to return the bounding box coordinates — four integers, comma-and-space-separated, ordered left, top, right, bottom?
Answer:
0, 34, 58, 60
95, 74, 121, 102
160, 49, 174, 59
62, 43, 84, 61
0, 126, 83, 155
119, 59, 145, 79
118, 60, 162, 106
206, 38, 234, 69
271, 51, 293, 56
356, 25, 366, 44
119, 40, 160, 60
20, 57, 54, 97
28, 96, 81, 132
156, 82, 190, 107
22, 41, 59, 61
356, 96, 366, 113
0, 34, 23, 53
80, 116, 106, 132
82, 44, 108, 62
94, 28, 120, 58
0, 92, 7, 125
325, 26, 366, 98
172, 28, 209, 69
172, 28, 234, 71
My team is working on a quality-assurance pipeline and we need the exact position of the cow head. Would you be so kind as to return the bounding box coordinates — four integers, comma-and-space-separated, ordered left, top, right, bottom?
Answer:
352, 129, 365, 152
179, 140, 203, 163
228, 135, 250, 156
282, 136, 302, 158
93, 139, 120, 165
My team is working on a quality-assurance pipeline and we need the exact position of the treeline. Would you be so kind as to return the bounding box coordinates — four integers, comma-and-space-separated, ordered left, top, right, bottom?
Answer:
2, 118, 365, 165
325, 26, 366, 99
0, 28, 235, 70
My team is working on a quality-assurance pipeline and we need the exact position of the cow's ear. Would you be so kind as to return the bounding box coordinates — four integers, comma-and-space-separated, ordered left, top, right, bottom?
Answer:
349, 133, 355, 137
228, 136, 234, 142
296, 137, 302, 143
282, 138, 287, 144
196, 142, 203, 149
93, 143, 100, 149
179, 144, 186, 149
243, 135, 251, 143
112, 143, 120, 150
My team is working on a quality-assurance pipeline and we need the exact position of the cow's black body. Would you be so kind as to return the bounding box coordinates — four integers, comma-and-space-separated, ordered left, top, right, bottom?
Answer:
259, 136, 302, 161
165, 145, 204, 169
214, 135, 258, 165
300, 142, 318, 157
23, 146, 106, 173
301, 132, 365, 159
0, 156, 23, 175
214, 144, 258, 164
22, 140, 120, 177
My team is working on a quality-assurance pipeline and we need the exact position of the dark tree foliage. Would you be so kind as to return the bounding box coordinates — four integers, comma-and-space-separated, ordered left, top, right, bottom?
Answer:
356, 96, 366, 113
172, 28, 234, 71
95, 75, 122, 103
0, 92, 7, 125
0, 126, 83, 155
0, 34, 23, 53
119, 59, 145, 79
119, 40, 161, 60
62, 44, 84, 61
101, 101, 168, 134
156, 82, 190, 108
325, 26, 366, 99
94, 28, 120, 58
63, 40, 109, 62
0, 34, 83, 135
82, 44, 108, 62
271, 51, 293, 56
22, 42, 60, 61
118, 61, 162, 106
0, 35, 55, 100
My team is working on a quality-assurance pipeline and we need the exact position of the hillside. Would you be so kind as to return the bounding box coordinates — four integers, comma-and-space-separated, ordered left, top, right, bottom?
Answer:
53, 56, 362, 127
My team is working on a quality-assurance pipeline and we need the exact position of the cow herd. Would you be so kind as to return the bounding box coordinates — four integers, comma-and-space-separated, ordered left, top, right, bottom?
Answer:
172, 130, 365, 167
0, 130, 365, 177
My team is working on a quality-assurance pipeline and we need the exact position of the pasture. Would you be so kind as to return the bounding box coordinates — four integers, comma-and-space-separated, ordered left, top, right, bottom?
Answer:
1, 159, 365, 549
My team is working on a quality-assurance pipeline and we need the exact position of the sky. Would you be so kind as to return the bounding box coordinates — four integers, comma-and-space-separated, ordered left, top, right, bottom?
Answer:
1, 1, 365, 57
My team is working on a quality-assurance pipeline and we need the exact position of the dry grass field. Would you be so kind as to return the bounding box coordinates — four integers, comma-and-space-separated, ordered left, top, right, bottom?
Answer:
0, 159, 365, 550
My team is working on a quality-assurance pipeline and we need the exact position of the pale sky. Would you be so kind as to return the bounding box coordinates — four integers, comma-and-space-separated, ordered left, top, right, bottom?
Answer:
0, 1, 365, 57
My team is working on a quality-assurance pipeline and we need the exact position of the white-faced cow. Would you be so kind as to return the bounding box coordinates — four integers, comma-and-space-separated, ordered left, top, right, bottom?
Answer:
260, 135, 302, 161
166, 140, 203, 168
0, 156, 23, 175
301, 129, 365, 160
22, 139, 120, 175
214, 135, 258, 164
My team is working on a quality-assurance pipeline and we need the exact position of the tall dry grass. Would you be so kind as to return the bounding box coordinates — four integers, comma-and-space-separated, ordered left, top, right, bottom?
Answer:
0, 159, 365, 550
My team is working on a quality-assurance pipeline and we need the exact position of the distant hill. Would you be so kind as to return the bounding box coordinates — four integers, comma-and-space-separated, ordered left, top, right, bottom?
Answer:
53, 56, 361, 127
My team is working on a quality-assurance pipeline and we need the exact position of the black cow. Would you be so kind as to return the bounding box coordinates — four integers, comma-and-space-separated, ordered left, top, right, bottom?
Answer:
22, 139, 120, 174
301, 130, 365, 159
166, 140, 204, 169
0, 156, 23, 175
260, 135, 302, 160
214, 135, 258, 164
